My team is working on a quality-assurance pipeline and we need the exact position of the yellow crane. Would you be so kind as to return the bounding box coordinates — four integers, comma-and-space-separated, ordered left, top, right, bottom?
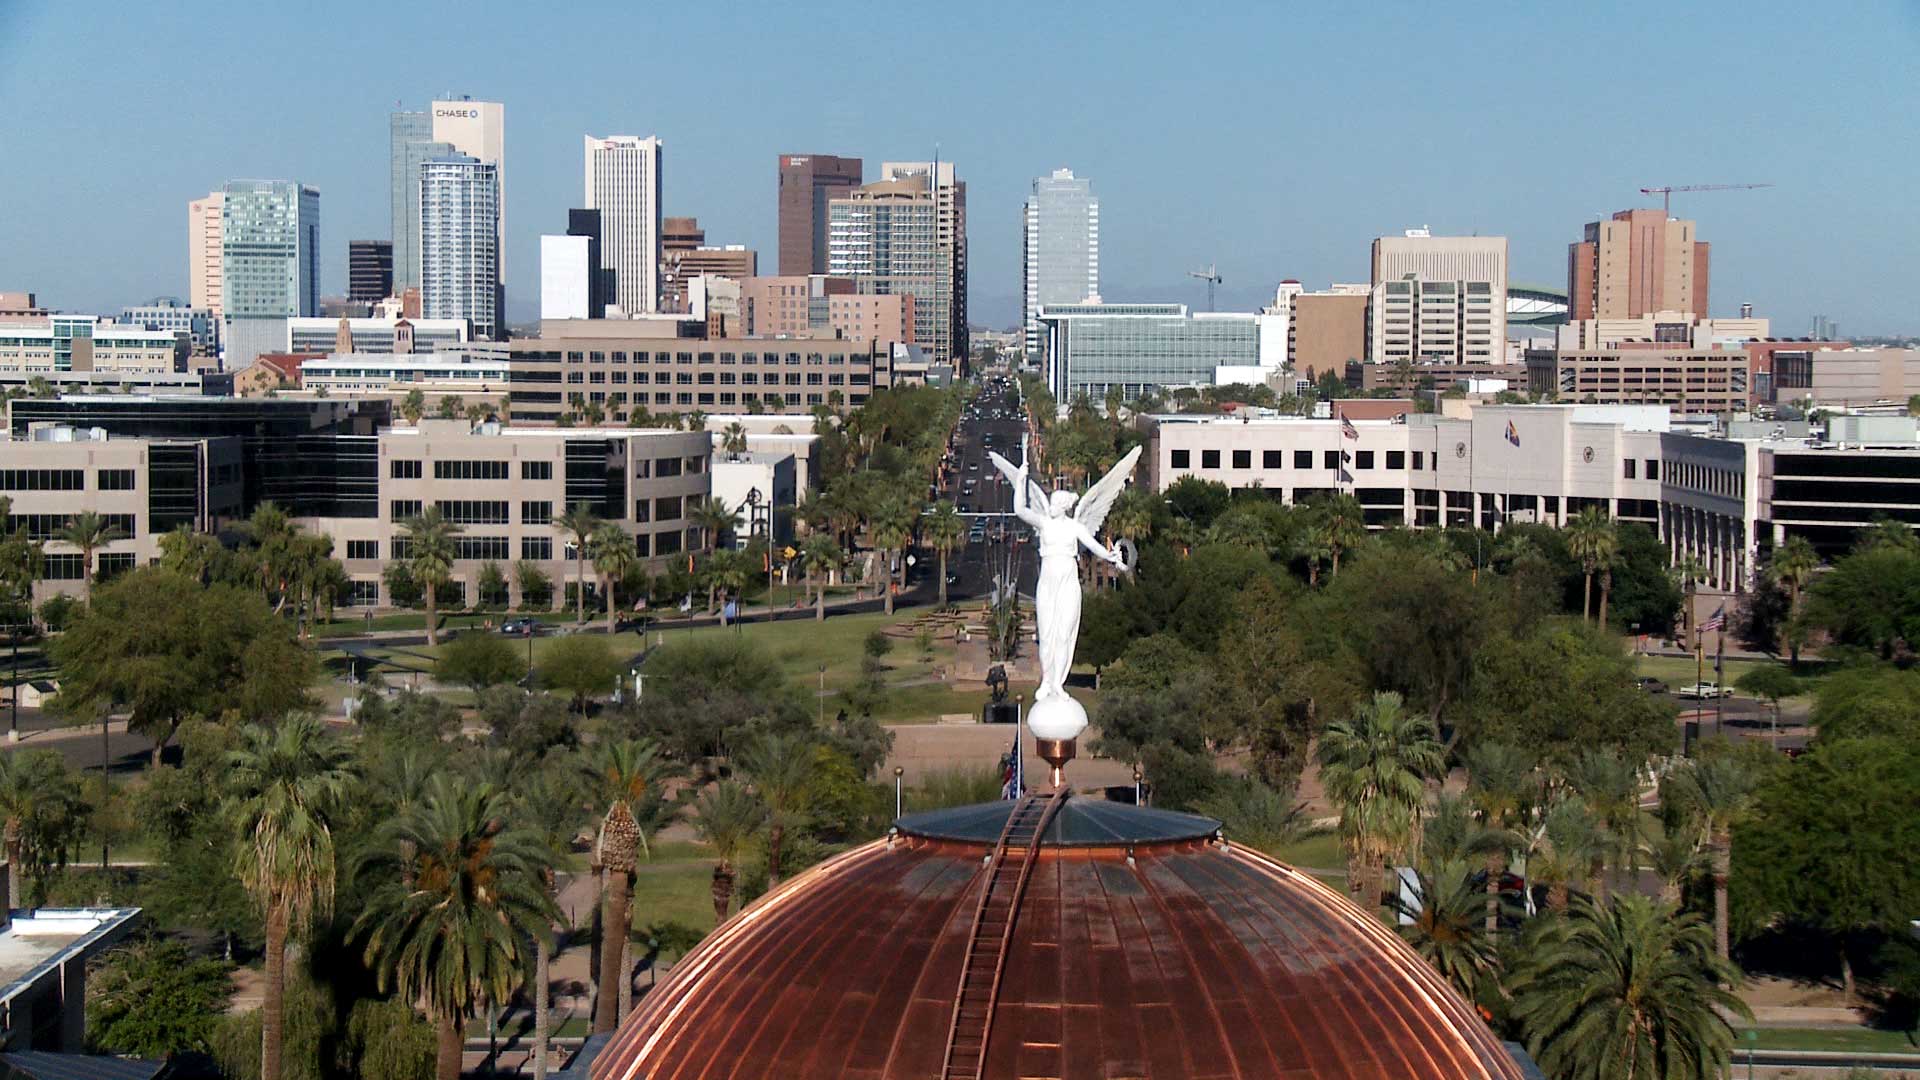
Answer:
1639, 183, 1773, 215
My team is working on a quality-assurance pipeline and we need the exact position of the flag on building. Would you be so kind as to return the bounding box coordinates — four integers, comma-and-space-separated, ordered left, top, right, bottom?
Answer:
1341, 416, 1359, 441
1504, 419, 1520, 447
1699, 604, 1727, 632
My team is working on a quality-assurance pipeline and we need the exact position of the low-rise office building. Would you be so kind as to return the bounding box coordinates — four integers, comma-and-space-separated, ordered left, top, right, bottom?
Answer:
1527, 345, 1752, 414
0, 907, 142, 1051
0, 426, 245, 601
1771, 347, 1920, 407
297, 353, 510, 407
710, 452, 798, 549
287, 316, 467, 355
118, 300, 218, 355
1037, 303, 1285, 403
506, 331, 891, 423
0, 318, 185, 374
1344, 360, 1528, 394
308, 420, 710, 608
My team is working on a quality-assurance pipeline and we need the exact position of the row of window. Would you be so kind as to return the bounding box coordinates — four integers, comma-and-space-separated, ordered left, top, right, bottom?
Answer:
544, 351, 856, 366
388, 458, 687, 483
345, 528, 700, 563
1171, 448, 1429, 472
5, 513, 137, 541
541, 392, 828, 408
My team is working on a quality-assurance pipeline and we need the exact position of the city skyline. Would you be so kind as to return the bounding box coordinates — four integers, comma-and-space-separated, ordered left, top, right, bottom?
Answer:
1, 1, 1916, 334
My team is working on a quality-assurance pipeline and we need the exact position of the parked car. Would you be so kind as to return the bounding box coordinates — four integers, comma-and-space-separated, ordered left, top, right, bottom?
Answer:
1634, 676, 1669, 694
1675, 682, 1734, 699
500, 617, 542, 636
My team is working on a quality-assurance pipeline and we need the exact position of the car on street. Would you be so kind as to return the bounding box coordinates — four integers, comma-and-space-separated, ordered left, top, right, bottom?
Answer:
1634, 676, 1668, 694
1674, 682, 1734, 699
500, 617, 543, 636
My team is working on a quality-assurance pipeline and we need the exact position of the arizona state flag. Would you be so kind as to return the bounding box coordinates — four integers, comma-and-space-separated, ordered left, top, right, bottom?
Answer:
1504, 420, 1520, 447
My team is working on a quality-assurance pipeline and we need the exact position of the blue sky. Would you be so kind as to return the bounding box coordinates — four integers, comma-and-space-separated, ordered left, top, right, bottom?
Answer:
1, 0, 1915, 334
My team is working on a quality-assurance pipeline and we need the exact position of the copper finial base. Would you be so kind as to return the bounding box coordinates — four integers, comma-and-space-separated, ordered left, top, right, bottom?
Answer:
1034, 737, 1076, 789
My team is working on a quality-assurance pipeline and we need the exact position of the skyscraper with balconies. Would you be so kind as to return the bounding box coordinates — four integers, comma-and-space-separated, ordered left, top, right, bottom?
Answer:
419, 154, 499, 340
830, 161, 967, 363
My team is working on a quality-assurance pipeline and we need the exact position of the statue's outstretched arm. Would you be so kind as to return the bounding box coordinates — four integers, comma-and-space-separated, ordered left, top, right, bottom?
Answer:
1073, 520, 1122, 564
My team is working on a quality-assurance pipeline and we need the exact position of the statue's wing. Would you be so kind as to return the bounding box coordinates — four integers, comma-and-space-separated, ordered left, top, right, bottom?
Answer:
989, 451, 1049, 513
1075, 445, 1143, 535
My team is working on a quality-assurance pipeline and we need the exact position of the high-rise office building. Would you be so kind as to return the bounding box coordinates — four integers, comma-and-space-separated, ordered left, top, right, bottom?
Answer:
541, 235, 593, 320
390, 97, 504, 305
1367, 231, 1508, 364
658, 217, 756, 313
348, 240, 393, 304
584, 135, 663, 316
830, 162, 967, 362
1022, 168, 1099, 358
1568, 208, 1709, 321
189, 191, 224, 317
568, 209, 611, 317
778, 154, 863, 276
418, 154, 500, 341
221, 180, 319, 367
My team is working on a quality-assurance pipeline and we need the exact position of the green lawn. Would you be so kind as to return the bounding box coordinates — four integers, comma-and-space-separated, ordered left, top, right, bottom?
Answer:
1270, 832, 1345, 872
627, 859, 722, 935
1634, 653, 1771, 690
1748, 1026, 1920, 1053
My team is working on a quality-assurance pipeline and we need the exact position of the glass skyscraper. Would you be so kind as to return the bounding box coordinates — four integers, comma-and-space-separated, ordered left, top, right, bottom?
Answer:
419, 154, 500, 341
1039, 303, 1267, 402
220, 180, 319, 367
389, 110, 450, 294
1022, 169, 1100, 358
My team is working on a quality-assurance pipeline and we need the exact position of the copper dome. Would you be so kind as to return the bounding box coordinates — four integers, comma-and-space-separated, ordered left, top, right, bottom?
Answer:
592, 794, 1528, 1080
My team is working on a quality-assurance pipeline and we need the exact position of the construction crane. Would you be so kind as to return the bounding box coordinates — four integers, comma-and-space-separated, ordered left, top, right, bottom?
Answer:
1639, 183, 1773, 215
1187, 264, 1222, 312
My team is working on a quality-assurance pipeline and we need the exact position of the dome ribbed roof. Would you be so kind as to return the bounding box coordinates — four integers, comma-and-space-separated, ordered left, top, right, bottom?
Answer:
592, 794, 1527, 1080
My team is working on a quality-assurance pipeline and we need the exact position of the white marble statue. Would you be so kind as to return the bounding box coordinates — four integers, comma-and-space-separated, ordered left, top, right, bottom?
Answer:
990, 438, 1141, 743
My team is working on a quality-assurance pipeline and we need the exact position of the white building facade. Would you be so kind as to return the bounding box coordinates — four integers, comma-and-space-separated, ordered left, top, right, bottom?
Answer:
540, 235, 593, 320
1368, 232, 1508, 364
584, 135, 663, 316
1022, 168, 1099, 359
419, 155, 500, 340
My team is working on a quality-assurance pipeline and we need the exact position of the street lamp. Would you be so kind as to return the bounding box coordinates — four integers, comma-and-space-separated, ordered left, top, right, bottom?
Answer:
893, 765, 904, 820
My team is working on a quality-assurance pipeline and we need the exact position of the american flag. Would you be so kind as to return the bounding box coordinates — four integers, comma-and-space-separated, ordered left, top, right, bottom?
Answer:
1698, 604, 1726, 633
1341, 416, 1359, 441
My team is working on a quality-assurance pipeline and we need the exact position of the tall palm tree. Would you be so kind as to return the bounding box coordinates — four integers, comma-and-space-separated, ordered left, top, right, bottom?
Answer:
225, 718, 356, 1080
402, 507, 462, 647
551, 503, 602, 625
1310, 494, 1367, 577
1315, 691, 1443, 908
1647, 832, 1706, 906
924, 501, 964, 609
801, 534, 844, 622
1389, 859, 1505, 999
244, 501, 299, 612
512, 765, 588, 1080
1509, 895, 1749, 1080
722, 421, 749, 461
356, 778, 558, 1080
1667, 756, 1757, 961
1565, 507, 1618, 625
579, 738, 676, 1033
1563, 749, 1646, 901
589, 522, 638, 634
688, 495, 738, 552
401, 388, 426, 425
693, 781, 765, 923
1769, 536, 1820, 665
738, 731, 815, 886
1106, 487, 1157, 551
869, 499, 916, 615
56, 510, 127, 608
1466, 742, 1535, 930
1671, 554, 1707, 645
0, 749, 82, 909
1531, 799, 1606, 913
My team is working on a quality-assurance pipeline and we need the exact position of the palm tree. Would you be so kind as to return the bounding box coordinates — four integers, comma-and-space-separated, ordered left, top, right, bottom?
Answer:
691, 495, 740, 552
1647, 832, 1706, 906
1192, 776, 1325, 857
1509, 895, 1749, 1080
1672, 554, 1707, 645
512, 766, 589, 1080
1389, 859, 1504, 999
1466, 742, 1535, 931
1310, 494, 1367, 577
551, 503, 602, 625
722, 421, 749, 461
225, 718, 356, 1080
693, 781, 765, 923
868, 499, 916, 615
1315, 691, 1443, 908
1565, 507, 1618, 625
1106, 488, 1157, 552
738, 731, 815, 886
1769, 536, 1820, 665
1563, 749, 1646, 901
245, 501, 299, 612
356, 778, 558, 1080
801, 534, 844, 622
56, 510, 127, 607
703, 549, 749, 620
589, 522, 638, 634
400, 388, 426, 425
925, 501, 964, 609
0, 749, 82, 908
580, 738, 676, 1033
1531, 799, 1606, 913
402, 507, 462, 647
1667, 756, 1757, 961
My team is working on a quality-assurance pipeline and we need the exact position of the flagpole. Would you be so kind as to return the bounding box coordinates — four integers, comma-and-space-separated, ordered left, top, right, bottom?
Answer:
1715, 624, 1725, 738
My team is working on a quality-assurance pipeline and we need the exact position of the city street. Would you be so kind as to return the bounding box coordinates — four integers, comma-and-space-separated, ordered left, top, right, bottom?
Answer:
940, 376, 1038, 604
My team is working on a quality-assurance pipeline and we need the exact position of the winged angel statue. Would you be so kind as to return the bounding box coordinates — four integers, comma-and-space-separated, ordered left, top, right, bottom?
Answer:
989, 438, 1142, 716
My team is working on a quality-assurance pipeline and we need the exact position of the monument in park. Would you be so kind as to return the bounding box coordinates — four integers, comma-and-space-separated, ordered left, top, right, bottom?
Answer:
990, 438, 1140, 785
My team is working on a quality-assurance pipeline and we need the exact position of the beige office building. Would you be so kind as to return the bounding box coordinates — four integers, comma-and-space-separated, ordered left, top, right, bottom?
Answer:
1368, 232, 1507, 365
1773, 348, 1920, 407
189, 191, 224, 316
1289, 291, 1369, 378
1527, 345, 1751, 414
1569, 209, 1709, 321
740, 275, 914, 345
309, 420, 710, 609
